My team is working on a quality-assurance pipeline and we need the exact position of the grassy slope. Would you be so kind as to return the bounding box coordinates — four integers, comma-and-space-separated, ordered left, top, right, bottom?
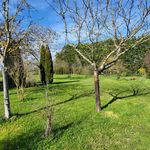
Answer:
0, 75, 150, 150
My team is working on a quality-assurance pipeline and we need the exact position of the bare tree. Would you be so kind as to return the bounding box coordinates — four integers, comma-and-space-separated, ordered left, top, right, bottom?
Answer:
26, 25, 57, 68
0, 0, 31, 119
50, 0, 150, 112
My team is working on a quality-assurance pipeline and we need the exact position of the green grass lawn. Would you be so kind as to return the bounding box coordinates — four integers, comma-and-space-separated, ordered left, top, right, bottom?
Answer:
0, 74, 150, 150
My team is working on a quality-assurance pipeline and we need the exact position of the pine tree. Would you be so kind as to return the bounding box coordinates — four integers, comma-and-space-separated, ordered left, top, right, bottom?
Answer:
40, 45, 46, 84
45, 45, 53, 84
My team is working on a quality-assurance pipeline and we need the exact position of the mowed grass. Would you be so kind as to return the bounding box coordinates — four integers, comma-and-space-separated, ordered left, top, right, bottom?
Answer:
0, 74, 150, 150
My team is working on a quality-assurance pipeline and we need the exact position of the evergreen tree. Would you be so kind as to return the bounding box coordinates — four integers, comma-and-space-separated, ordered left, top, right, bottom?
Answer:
40, 45, 46, 84
6, 46, 26, 88
121, 37, 150, 74
45, 45, 53, 84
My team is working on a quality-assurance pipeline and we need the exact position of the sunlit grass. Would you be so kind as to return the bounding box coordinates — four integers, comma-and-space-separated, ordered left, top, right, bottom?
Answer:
0, 74, 150, 149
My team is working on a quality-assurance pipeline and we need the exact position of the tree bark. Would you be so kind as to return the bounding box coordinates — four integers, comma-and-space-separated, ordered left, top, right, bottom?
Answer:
44, 113, 52, 137
93, 67, 101, 112
2, 58, 11, 119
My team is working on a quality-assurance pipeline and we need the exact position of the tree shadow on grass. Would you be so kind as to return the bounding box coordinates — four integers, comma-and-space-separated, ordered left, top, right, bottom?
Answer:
1, 118, 86, 150
9, 82, 80, 103
0, 117, 5, 125
26, 80, 79, 94
14, 90, 94, 117
102, 89, 150, 110
53, 80, 79, 84
1, 129, 43, 150
51, 117, 86, 142
54, 76, 71, 80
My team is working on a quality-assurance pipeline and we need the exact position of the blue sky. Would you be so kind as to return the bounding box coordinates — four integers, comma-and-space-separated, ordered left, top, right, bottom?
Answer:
29, 0, 73, 56
0, 0, 79, 58
7, 0, 61, 29
6, 0, 66, 55
27, 0, 66, 52
28, 0, 62, 29
1, 0, 149, 58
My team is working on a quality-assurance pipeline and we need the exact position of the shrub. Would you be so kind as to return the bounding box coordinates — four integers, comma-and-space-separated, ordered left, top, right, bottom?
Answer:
138, 67, 146, 76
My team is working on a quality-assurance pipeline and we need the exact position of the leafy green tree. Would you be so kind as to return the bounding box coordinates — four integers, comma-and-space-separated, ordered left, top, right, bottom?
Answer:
55, 45, 74, 74
55, 37, 150, 76
54, 52, 66, 74
54, 41, 115, 75
121, 37, 150, 74
144, 50, 150, 78
61, 45, 77, 76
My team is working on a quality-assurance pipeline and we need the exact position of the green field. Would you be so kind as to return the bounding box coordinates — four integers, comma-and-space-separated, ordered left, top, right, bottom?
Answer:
0, 75, 150, 150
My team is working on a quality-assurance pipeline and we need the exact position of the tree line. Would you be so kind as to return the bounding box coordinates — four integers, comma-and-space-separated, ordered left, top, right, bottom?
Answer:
55, 37, 150, 77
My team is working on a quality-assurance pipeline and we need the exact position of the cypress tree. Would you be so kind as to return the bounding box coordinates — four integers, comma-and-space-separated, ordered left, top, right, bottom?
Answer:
45, 45, 53, 84
40, 45, 46, 84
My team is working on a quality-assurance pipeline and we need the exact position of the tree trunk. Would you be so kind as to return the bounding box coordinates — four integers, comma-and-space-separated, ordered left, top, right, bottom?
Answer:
44, 113, 52, 137
93, 68, 101, 112
2, 59, 11, 119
